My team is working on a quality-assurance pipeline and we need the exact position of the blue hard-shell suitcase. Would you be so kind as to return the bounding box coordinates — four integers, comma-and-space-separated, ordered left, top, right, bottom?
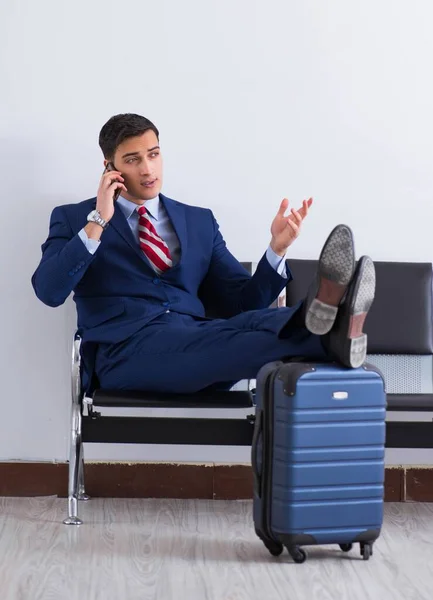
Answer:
252, 361, 386, 563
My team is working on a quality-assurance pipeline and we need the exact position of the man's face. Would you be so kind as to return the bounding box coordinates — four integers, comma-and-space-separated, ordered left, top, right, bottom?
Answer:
108, 130, 163, 203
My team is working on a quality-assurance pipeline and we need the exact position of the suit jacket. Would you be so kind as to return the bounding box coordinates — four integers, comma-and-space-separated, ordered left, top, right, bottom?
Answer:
32, 194, 290, 387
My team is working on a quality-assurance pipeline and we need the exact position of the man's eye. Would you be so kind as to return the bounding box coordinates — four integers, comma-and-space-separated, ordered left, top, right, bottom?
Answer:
126, 157, 138, 164
150, 152, 160, 158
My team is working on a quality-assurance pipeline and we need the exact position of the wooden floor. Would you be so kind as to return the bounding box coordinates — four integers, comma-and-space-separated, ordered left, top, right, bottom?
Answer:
0, 498, 432, 600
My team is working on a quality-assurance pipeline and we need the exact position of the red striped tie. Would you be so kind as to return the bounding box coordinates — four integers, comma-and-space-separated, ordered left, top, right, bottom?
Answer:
137, 206, 173, 274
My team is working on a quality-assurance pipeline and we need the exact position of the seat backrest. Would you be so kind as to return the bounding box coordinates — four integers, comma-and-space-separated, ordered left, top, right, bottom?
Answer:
285, 259, 433, 394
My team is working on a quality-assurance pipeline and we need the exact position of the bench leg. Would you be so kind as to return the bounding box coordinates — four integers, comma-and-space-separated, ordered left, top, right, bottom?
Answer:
78, 443, 90, 502
63, 404, 83, 525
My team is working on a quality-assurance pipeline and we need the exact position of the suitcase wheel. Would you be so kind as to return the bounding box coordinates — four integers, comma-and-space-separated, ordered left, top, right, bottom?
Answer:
339, 543, 353, 552
254, 529, 284, 557
288, 546, 307, 564
264, 539, 284, 557
360, 543, 373, 560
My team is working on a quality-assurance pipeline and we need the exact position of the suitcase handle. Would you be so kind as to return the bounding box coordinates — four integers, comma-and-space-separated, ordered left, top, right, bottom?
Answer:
251, 409, 263, 498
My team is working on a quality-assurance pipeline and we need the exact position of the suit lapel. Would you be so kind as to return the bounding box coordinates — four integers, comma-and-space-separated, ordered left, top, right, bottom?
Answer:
160, 194, 187, 267
109, 202, 151, 265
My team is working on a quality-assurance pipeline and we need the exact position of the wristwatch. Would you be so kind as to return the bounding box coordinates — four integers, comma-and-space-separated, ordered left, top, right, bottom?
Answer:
87, 209, 109, 230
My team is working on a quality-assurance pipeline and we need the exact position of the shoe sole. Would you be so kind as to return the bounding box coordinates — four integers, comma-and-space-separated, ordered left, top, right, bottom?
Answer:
306, 225, 355, 335
343, 256, 376, 368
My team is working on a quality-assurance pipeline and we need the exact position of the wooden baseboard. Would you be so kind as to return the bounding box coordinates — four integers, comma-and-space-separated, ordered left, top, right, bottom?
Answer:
0, 463, 431, 501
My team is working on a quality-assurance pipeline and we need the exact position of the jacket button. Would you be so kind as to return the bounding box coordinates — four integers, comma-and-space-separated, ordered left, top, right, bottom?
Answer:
153, 278, 160, 285
162, 302, 169, 307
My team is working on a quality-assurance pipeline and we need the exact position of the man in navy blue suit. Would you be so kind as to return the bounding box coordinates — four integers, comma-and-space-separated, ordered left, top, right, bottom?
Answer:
32, 114, 375, 394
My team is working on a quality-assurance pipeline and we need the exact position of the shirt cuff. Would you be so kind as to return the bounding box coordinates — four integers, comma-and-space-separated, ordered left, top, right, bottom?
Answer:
78, 228, 101, 255
266, 245, 287, 278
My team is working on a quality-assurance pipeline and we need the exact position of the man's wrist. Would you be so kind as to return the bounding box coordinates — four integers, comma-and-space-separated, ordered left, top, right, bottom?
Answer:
270, 239, 287, 257
84, 222, 104, 241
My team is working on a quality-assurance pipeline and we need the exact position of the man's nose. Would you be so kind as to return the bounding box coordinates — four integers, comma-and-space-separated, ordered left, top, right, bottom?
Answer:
139, 159, 152, 175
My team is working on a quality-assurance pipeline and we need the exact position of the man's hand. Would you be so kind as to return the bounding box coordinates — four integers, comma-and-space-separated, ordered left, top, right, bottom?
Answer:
270, 197, 313, 256
96, 169, 127, 222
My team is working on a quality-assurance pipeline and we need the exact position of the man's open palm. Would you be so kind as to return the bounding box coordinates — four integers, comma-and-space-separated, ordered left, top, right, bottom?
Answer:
270, 197, 313, 255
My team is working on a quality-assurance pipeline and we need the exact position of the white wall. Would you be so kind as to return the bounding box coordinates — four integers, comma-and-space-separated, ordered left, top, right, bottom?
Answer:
1, 0, 432, 464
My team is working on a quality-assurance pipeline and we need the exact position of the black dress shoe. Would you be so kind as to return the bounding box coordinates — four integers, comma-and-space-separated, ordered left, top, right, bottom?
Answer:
324, 255, 376, 368
305, 224, 355, 335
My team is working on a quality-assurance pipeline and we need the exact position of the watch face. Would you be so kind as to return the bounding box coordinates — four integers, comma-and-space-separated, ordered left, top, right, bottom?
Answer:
87, 210, 106, 229
87, 210, 102, 221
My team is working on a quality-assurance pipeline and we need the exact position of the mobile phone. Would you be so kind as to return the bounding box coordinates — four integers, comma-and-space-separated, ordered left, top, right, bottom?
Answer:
103, 161, 122, 202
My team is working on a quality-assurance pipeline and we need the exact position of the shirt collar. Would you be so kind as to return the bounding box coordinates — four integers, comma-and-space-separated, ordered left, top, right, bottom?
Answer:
116, 195, 160, 221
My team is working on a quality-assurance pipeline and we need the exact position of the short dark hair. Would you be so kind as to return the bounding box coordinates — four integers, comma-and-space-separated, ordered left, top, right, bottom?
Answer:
99, 113, 160, 159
